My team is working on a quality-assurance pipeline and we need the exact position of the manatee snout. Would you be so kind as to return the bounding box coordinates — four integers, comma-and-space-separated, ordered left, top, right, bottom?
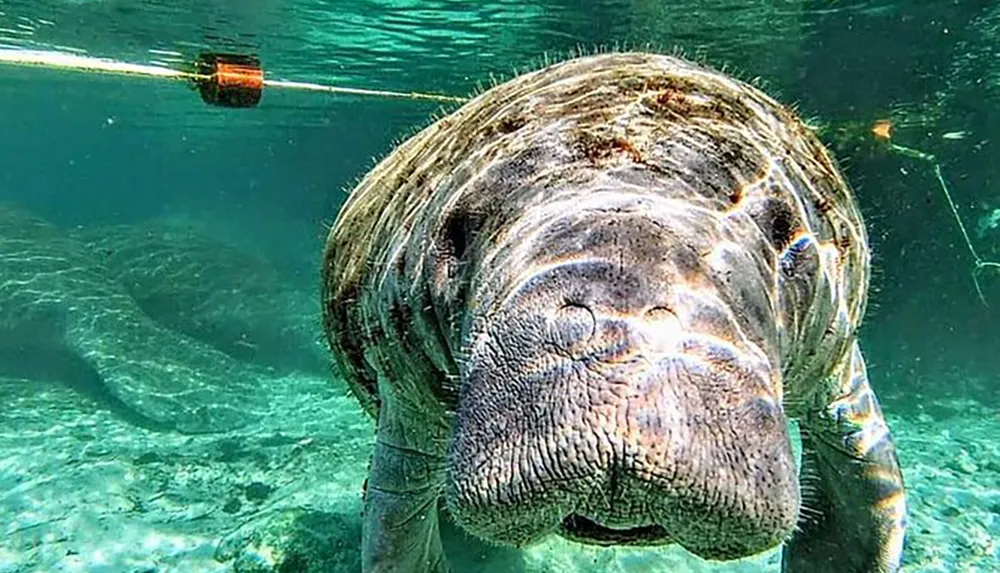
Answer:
445, 208, 800, 560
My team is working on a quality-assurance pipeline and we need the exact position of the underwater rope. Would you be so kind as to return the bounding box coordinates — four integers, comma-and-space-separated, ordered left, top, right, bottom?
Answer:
876, 126, 1000, 306
0, 48, 468, 106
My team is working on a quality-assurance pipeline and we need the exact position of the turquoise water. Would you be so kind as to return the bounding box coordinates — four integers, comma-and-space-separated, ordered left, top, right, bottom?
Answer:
0, 1, 997, 572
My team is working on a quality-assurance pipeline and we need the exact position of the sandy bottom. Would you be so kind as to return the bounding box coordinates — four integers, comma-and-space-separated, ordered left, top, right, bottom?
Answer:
0, 372, 996, 573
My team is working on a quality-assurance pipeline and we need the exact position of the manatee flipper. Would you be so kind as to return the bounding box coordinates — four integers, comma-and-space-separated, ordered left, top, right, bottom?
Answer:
363, 401, 449, 573
783, 342, 907, 573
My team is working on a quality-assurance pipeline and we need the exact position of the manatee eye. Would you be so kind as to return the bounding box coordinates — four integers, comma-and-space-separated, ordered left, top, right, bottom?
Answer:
436, 211, 486, 309
440, 211, 481, 262
749, 197, 798, 250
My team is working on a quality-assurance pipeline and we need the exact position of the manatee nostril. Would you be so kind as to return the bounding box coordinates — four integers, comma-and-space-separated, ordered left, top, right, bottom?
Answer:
644, 305, 678, 323
549, 303, 596, 353
642, 306, 683, 352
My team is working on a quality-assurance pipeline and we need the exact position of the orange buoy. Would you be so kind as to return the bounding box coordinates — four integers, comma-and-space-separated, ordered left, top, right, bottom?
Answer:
871, 119, 893, 141
194, 53, 264, 108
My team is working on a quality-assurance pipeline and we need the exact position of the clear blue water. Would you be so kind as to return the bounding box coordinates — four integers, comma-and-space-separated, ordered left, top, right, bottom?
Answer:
0, 1, 997, 571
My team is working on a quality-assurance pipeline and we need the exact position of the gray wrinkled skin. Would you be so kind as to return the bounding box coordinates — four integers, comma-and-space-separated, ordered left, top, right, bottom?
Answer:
322, 52, 906, 572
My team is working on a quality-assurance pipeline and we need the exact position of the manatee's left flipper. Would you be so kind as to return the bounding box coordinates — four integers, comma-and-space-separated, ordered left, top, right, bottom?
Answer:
783, 341, 907, 573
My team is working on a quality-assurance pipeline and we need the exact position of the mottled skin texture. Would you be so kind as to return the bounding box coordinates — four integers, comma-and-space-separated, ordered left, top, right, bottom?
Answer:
0, 206, 273, 434
321, 53, 907, 572
78, 222, 327, 376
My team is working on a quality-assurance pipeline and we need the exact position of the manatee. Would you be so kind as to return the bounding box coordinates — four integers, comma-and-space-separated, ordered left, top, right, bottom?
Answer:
0, 205, 272, 434
77, 221, 327, 376
321, 52, 907, 572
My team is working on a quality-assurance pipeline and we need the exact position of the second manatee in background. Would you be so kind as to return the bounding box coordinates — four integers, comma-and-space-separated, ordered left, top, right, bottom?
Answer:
78, 221, 328, 377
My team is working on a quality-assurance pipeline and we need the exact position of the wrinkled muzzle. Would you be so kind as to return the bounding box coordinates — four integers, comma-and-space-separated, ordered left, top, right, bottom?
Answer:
444, 259, 799, 560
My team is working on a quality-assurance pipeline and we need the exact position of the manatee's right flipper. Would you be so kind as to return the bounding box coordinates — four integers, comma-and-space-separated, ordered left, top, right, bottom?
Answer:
362, 402, 449, 573
783, 341, 907, 573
